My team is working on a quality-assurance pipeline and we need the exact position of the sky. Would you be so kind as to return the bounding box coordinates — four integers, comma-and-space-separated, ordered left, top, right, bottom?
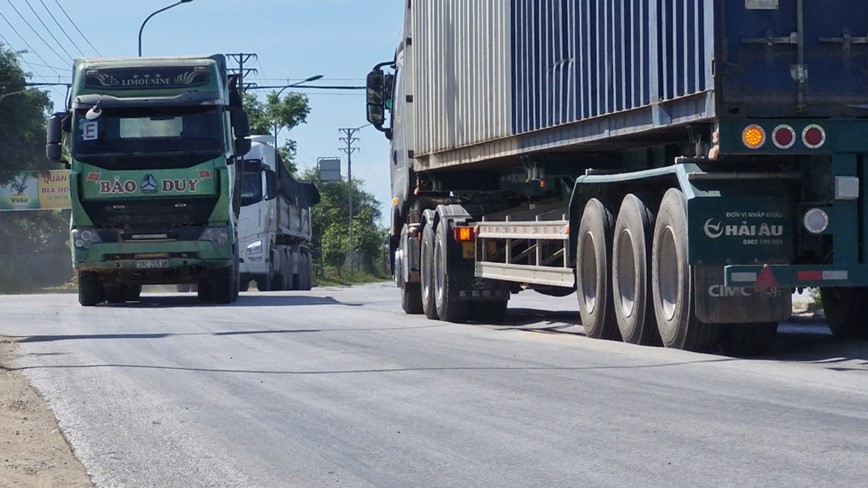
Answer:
1, 0, 404, 223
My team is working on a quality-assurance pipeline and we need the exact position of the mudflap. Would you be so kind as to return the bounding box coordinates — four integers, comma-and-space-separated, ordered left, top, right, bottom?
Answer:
458, 277, 511, 301
694, 265, 792, 323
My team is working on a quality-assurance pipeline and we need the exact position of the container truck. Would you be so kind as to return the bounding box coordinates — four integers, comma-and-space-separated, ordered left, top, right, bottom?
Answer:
365, 0, 868, 354
237, 136, 320, 291
46, 54, 251, 306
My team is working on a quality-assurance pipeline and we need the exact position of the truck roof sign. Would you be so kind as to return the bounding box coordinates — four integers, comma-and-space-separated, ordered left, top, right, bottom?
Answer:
85, 66, 209, 90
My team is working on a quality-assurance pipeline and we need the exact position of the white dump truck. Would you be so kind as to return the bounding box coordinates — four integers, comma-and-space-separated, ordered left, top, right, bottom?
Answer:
237, 136, 319, 291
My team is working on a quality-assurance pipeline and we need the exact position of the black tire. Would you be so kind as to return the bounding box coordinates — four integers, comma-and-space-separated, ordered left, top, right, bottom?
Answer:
718, 322, 778, 356
472, 300, 508, 323
421, 223, 439, 320
434, 220, 469, 322
304, 250, 314, 290
820, 287, 868, 340
401, 283, 424, 314
239, 279, 250, 292
105, 284, 127, 304
256, 274, 272, 292
197, 281, 213, 302
176, 283, 192, 293
651, 189, 720, 352
612, 194, 661, 345
125, 284, 142, 302
211, 266, 235, 304
78, 271, 102, 306
576, 198, 621, 340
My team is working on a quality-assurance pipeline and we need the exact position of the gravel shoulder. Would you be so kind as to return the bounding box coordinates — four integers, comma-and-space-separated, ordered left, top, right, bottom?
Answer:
0, 338, 93, 488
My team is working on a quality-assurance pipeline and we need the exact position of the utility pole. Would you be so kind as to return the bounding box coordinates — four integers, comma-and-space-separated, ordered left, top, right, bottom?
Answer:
339, 127, 360, 269
225, 53, 258, 92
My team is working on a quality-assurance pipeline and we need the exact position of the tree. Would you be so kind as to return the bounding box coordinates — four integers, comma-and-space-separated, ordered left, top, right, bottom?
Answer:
301, 167, 387, 274
242, 90, 311, 176
0, 44, 70, 293
0, 44, 53, 184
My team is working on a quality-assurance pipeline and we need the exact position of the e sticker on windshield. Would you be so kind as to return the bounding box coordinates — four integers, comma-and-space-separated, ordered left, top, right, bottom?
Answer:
81, 120, 98, 140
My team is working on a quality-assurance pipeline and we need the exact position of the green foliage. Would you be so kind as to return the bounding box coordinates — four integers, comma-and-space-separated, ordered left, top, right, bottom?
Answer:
0, 44, 54, 185
241, 89, 311, 176
302, 166, 388, 273
0, 45, 70, 293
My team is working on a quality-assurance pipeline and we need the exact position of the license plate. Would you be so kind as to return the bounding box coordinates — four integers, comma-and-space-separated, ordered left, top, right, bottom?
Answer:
135, 259, 170, 269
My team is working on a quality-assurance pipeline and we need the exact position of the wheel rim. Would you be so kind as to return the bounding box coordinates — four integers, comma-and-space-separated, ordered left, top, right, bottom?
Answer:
657, 226, 679, 321
435, 234, 445, 305
421, 237, 431, 298
616, 228, 636, 318
580, 231, 598, 314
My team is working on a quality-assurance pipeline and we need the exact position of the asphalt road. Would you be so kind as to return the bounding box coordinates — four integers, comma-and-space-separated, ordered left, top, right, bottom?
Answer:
2, 283, 867, 488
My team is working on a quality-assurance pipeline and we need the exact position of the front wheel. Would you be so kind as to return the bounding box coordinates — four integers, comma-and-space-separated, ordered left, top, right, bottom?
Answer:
651, 189, 720, 352
78, 271, 102, 306
434, 220, 469, 322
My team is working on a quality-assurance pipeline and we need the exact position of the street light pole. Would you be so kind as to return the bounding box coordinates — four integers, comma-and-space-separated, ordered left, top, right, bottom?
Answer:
138, 0, 194, 57
271, 74, 323, 149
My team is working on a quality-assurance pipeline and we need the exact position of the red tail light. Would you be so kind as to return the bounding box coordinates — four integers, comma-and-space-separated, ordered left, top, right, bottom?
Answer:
802, 124, 826, 149
772, 125, 795, 149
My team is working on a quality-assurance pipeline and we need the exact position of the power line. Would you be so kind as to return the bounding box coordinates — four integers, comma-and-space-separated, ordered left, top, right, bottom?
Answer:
0, 9, 64, 78
5, 0, 68, 63
22, 0, 75, 59
52, 0, 100, 56
38, 0, 86, 56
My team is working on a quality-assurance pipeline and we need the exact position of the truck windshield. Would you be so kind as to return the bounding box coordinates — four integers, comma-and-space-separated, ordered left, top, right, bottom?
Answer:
240, 170, 263, 207
72, 105, 224, 168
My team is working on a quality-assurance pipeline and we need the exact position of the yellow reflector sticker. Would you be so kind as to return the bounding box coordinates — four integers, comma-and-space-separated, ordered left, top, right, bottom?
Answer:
742, 125, 765, 149
461, 242, 474, 259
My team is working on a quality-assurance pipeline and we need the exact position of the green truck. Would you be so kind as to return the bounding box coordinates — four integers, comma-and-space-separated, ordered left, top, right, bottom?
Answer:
46, 54, 250, 306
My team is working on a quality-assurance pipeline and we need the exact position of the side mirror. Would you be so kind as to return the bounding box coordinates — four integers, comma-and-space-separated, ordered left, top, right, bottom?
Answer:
366, 69, 386, 131
231, 109, 251, 157
45, 112, 66, 162
265, 169, 277, 200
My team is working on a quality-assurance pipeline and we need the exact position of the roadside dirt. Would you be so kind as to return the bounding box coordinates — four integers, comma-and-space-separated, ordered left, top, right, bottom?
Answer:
0, 338, 93, 488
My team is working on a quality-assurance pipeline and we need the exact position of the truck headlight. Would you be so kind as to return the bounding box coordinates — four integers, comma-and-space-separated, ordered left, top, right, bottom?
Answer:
71, 228, 102, 249
246, 240, 263, 255
200, 226, 229, 248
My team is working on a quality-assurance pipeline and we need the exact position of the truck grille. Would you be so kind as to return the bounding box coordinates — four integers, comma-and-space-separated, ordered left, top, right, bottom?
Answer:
83, 197, 217, 229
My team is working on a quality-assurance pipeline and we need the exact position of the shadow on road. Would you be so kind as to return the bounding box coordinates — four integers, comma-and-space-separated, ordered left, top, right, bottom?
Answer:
101, 293, 363, 308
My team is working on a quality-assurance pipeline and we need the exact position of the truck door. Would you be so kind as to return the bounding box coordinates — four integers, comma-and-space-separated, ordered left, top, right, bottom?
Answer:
719, 0, 868, 117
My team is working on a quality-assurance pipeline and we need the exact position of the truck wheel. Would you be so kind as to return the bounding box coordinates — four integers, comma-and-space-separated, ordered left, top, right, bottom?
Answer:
256, 275, 272, 292
239, 279, 250, 292
652, 189, 720, 352
231, 252, 240, 302
576, 198, 621, 340
211, 266, 235, 304
612, 194, 661, 345
197, 281, 213, 302
105, 284, 127, 304
718, 322, 778, 356
819, 287, 868, 339
434, 220, 469, 322
78, 271, 102, 306
126, 284, 142, 302
301, 250, 314, 290
421, 223, 439, 319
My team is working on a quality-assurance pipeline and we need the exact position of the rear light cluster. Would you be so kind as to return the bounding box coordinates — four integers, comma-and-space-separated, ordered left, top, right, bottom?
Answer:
741, 124, 826, 150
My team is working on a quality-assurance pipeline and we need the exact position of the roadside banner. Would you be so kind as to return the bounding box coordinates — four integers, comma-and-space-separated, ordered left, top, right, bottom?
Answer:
0, 170, 71, 210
